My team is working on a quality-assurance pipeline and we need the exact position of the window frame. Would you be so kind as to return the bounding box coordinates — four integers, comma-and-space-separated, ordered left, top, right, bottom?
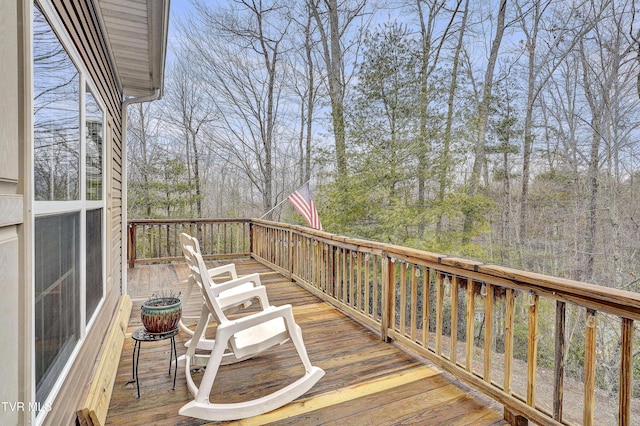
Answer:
31, 0, 107, 422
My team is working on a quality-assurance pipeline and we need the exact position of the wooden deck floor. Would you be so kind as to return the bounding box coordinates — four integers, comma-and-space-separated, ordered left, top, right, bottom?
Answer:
106, 259, 507, 425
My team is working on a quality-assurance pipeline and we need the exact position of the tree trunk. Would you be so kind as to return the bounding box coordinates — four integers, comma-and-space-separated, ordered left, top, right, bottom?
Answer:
311, 0, 347, 178
191, 131, 202, 217
463, 0, 507, 240
436, 0, 468, 234
305, 8, 314, 183
137, 103, 152, 218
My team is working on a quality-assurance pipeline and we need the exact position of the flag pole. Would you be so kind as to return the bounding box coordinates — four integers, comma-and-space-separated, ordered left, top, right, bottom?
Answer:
259, 180, 312, 220
259, 197, 289, 220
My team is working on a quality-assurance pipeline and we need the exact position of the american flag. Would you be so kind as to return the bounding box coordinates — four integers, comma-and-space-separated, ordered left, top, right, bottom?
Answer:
287, 182, 322, 230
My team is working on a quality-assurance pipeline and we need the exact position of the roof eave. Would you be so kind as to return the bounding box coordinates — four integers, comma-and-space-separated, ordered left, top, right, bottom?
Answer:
94, 0, 170, 100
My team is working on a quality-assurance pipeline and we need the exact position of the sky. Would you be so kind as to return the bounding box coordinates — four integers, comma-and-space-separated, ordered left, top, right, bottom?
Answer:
165, 0, 195, 64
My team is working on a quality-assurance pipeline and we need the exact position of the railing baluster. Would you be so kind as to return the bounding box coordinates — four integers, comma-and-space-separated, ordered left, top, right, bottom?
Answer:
152, 225, 156, 258
322, 244, 327, 293
381, 256, 393, 342
503, 288, 515, 394
288, 230, 294, 281
201, 222, 206, 254
316, 241, 321, 292
142, 225, 147, 259
330, 245, 336, 297
349, 251, 355, 309
553, 300, 566, 422
400, 263, 407, 337
165, 224, 170, 257
241, 222, 245, 253
436, 272, 443, 356
340, 247, 345, 303
422, 266, 429, 348
316, 238, 320, 290
390, 259, 397, 332
450, 275, 459, 365
357, 252, 363, 312
216, 223, 221, 254
128, 223, 136, 268
372, 256, 379, 320
484, 284, 494, 383
583, 309, 597, 426
210, 223, 215, 255
335, 247, 341, 301
465, 278, 475, 371
619, 317, 633, 426
365, 254, 371, 317
410, 264, 417, 342
313, 242, 324, 290
527, 292, 539, 407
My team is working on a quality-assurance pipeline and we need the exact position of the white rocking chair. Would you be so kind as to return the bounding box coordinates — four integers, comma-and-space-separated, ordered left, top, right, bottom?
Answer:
178, 232, 264, 350
179, 247, 324, 421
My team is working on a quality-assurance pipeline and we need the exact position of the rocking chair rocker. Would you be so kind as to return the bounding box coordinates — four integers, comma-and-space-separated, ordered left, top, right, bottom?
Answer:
179, 247, 324, 421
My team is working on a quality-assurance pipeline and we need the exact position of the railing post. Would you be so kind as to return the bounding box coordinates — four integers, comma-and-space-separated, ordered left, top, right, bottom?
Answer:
381, 254, 394, 342
128, 223, 136, 268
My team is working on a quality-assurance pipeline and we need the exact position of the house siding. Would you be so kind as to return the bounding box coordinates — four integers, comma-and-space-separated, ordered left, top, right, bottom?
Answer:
0, 0, 126, 424
0, 0, 26, 424
1, 0, 164, 422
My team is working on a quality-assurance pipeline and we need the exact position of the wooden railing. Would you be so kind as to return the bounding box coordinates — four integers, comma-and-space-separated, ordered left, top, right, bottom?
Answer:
128, 218, 640, 425
250, 219, 640, 426
127, 219, 251, 268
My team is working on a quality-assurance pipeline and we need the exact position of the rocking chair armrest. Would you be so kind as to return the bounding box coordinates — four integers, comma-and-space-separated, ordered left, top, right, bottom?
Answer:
207, 263, 238, 280
217, 305, 294, 336
211, 274, 262, 296
217, 285, 270, 311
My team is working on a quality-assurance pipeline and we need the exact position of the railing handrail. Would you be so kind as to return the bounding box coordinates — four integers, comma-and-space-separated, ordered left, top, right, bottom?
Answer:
129, 218, 252, 225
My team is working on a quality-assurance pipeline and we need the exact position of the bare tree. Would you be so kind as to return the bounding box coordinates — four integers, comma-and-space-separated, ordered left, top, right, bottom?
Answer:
164, 52, 214, 217
436, 0, 469, 234
182, 0, 293, 217
128, 103, 156, 218
516, 0, 599, 247
463, 0, 507, 240
309, 0, 367, 178
578, 0, 637, 282
413, 0, 462, 207
290, 1, 322, 185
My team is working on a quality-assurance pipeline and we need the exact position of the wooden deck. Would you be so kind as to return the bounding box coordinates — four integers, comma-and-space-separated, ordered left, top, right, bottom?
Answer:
106, 259, 507, 425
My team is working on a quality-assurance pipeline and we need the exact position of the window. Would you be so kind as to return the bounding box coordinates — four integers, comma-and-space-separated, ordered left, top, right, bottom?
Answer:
85, 208, 103, 320
33, 2, 105, 409
34, 213, 80, 405
85, 88, 103, 201
33, 5, 79, 201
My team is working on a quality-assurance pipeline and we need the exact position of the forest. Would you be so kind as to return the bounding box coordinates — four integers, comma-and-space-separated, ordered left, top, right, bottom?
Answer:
126, 0, 640, 294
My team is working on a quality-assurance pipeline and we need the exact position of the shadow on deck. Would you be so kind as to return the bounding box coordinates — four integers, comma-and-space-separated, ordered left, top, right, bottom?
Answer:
106, 259, 507, 425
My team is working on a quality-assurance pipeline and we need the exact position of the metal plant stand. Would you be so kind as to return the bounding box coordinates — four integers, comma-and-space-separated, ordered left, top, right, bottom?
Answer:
127, 327, 178, 398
